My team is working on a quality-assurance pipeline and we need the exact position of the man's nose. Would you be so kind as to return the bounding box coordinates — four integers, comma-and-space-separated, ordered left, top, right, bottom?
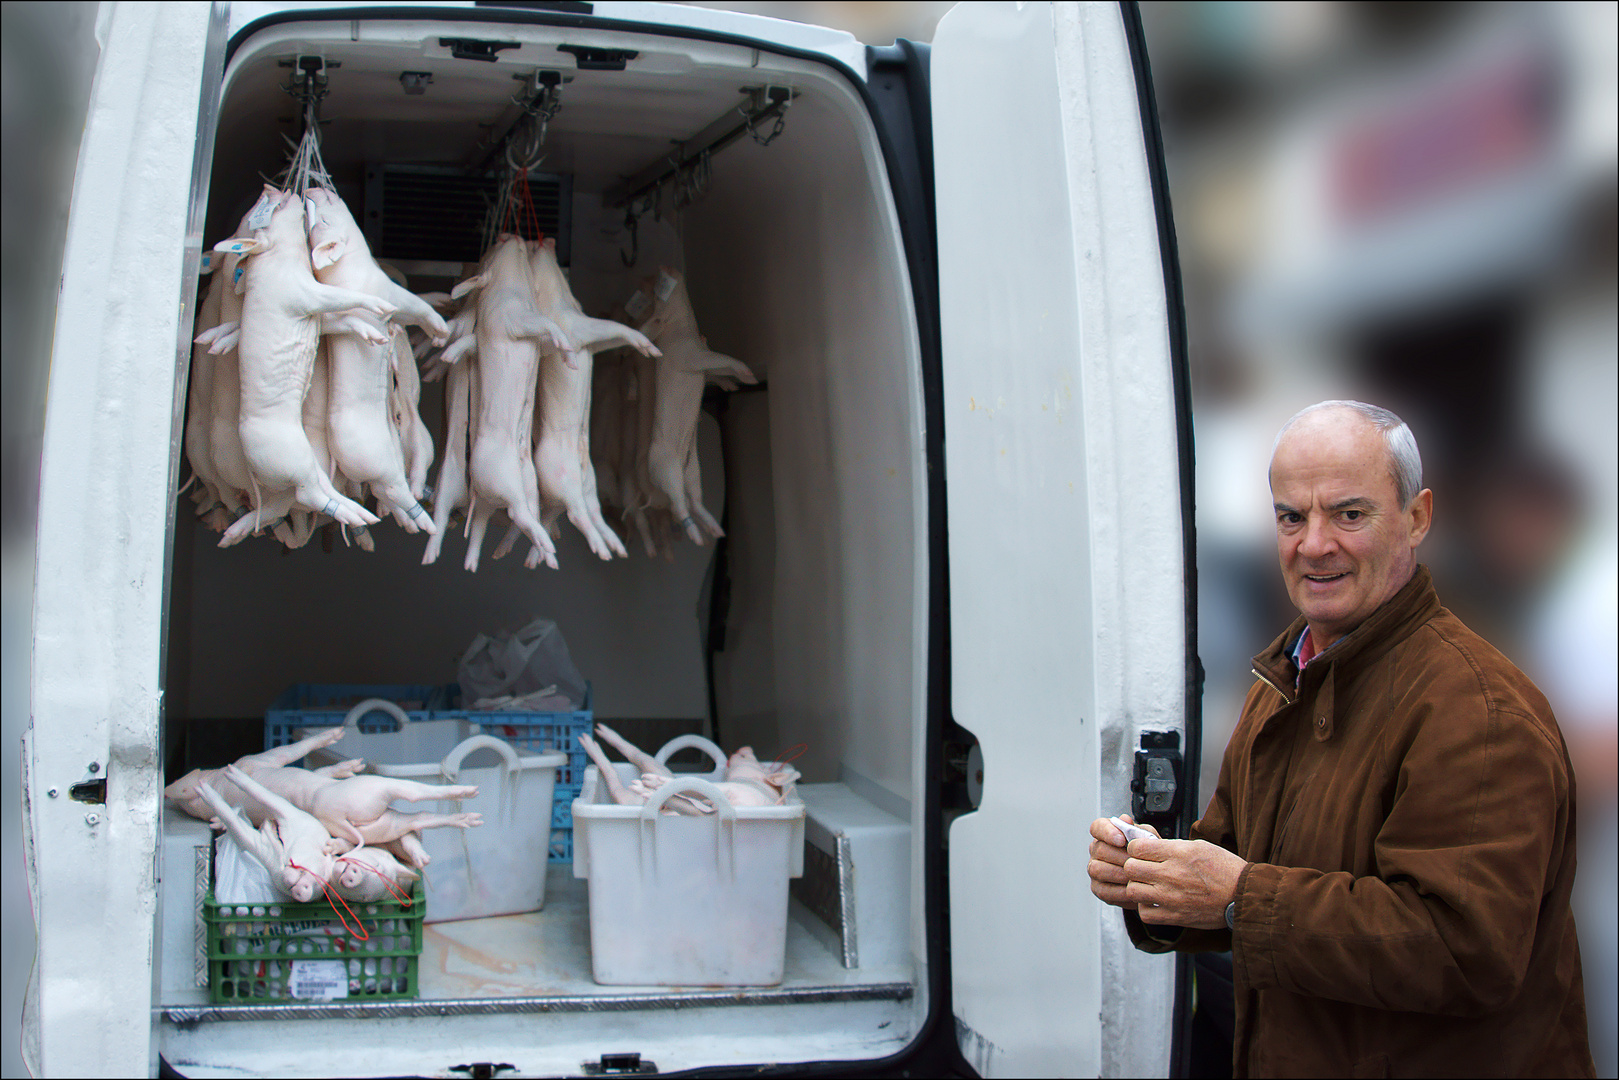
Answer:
1298, 516, 1337, 557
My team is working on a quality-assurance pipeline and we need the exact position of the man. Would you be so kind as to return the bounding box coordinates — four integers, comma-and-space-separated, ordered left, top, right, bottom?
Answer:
1088, 401, 1594, 1077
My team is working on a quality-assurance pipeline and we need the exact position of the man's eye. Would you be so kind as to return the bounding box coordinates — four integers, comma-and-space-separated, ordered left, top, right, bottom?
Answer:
1342, 510, 1363, 521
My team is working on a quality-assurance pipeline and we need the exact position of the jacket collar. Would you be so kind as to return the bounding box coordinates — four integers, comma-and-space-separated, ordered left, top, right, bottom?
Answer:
1251, 565, 1443, 719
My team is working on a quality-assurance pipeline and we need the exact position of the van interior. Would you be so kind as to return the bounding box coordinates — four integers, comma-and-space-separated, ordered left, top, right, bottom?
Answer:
158, 12, 932, 1075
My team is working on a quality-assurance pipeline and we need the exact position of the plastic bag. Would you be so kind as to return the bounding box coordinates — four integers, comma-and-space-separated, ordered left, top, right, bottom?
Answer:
456, 617, 586, 710
214, 832, 281, 904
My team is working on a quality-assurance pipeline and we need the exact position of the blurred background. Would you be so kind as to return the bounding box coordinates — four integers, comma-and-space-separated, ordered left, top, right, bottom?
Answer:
3, 2, 1614, 1077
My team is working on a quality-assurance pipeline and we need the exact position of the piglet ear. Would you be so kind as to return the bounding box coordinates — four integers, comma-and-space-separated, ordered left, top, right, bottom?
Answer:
310, 237, 345, 270
397, 865, 421, 883
450, 272, 488, 301
214, 235, 265, 256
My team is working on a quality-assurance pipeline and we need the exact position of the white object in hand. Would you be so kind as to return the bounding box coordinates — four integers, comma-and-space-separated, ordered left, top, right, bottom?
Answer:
1110, 816, 1155, 844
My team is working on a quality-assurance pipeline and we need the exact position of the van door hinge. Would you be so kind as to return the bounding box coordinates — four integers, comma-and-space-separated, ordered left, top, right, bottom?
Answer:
1131, 731, 1183, 837
557, 45, 638, 71
439, 37, 521, 62
583, 1052, 657, 1075
449, 1064, 514, 1080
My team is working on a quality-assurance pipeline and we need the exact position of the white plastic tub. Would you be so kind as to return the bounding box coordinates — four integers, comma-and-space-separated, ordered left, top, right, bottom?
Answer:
572, 736, 806, 986
311, 719, 565, 924
297, 697, 483, 767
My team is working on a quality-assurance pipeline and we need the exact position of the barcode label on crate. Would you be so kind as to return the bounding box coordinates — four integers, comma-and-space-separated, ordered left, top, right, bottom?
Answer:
289, 960, 349, 1001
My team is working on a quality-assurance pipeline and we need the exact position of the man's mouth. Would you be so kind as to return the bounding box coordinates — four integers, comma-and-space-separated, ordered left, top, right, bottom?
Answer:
1304, 572, 1348, 583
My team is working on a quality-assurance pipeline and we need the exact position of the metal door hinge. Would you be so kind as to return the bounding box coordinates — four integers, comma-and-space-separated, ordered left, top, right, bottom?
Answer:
439, 37, 521, 62
449, 1064, 514, 1080
1131, 731, 1183, 836
558, 45, 637, 71
583, 1052, 657, 1074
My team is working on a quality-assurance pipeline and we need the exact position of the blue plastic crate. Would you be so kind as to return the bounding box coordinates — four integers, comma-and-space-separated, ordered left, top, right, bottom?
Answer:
549, 827, 573, 863
435, 683, 594, 787
263, 684, 448, 753
551, 783, 582, 830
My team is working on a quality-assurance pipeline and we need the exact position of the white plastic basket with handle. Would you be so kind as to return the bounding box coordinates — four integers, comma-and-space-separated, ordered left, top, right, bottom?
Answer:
573, 738, 805, 986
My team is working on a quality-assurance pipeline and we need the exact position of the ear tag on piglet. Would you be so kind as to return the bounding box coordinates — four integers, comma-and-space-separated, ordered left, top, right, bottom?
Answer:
199, 251, 218, 275
623, 290, 651, 321
234, 264, 245, 287
244, 191, 277, 232
655, 271, 678, 302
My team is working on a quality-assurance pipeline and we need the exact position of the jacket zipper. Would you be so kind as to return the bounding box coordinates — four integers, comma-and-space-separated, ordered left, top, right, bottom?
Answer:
1251, 666, 1294, 705
1251, 666, 1301, 857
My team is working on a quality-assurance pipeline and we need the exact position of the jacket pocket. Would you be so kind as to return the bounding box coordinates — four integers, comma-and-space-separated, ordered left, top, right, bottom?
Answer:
1351, 1054, 1391, 1078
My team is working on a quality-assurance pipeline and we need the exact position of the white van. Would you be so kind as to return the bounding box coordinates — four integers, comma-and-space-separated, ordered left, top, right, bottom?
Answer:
21, 2, 1197, 1076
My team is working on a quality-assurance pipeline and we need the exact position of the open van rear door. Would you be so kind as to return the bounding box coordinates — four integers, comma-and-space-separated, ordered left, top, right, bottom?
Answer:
932, 3, 1195, 1075
22, 3, 227, 1075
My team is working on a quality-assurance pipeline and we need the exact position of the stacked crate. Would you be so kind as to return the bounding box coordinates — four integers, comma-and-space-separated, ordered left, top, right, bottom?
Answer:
263, 683, 591, 861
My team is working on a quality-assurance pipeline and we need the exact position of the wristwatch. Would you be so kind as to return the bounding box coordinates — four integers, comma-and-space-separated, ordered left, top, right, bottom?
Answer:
1224, 900, 1237, 931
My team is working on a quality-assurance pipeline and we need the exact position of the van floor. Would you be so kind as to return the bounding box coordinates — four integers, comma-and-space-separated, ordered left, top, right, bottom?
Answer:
159, 845, 910, 1019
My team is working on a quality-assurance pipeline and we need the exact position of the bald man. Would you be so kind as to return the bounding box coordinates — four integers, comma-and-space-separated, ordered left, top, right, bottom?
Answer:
1088, 401, 1594, 1077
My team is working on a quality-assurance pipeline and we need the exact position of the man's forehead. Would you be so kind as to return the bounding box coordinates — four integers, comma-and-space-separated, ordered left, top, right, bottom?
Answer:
1270, 415, 1398, 498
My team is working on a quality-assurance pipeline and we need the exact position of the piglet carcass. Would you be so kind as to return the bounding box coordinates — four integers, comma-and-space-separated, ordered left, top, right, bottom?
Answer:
216, 188, 392, 546
454, 235, 570, 572
525, 239, 656, 561
305, 186, 448, 534
633, 269, 757, 545
196, 765, 337, 902
232, 762, 480, 849
581, 725, 800, 814
164, 725, 361, 822
422, 357, 472, 565
183, 269, 237, 532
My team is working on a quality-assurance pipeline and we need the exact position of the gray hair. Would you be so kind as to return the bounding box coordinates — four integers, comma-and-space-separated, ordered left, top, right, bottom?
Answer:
1274, 400, 1424, 508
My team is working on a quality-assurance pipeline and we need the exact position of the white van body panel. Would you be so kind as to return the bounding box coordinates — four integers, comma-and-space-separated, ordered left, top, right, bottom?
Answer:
24, 3, 224, 1076
935, 3, 1183, 1076
21, 2, 1187, 1076
225, 0, 871, 73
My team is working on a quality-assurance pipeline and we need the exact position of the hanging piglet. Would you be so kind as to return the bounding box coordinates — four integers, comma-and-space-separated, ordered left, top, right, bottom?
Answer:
213, 186, 394, 546
305, 186, 450, 535
632, 268, 757, 545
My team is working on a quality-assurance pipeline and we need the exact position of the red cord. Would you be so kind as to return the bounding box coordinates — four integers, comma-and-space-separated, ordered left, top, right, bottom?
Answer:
770, 743, 810, 767
289, 859, 369, 940
337, 855, 415, 907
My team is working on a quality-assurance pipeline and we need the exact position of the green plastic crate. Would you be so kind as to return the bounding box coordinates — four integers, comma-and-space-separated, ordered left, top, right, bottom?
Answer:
204, 884, 424, 1004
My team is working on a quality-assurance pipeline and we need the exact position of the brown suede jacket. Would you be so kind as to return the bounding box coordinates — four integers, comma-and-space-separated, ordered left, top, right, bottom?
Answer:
1130, 567, 1594, 1077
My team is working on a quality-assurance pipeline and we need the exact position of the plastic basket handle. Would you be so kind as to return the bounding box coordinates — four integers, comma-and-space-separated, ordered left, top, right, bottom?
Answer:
638, 776, 736, 881
439, 734, 522, 782
652, 734, 728, 773
342, 698, 411, 731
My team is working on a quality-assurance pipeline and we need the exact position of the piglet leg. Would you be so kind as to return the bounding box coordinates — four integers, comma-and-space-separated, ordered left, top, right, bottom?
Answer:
578, 735, 644, 806
593, 723, 671, 777
237, 727, 346, 771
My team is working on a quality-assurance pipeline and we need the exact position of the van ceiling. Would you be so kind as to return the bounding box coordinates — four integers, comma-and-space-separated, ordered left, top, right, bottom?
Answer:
217, 34, 769, 195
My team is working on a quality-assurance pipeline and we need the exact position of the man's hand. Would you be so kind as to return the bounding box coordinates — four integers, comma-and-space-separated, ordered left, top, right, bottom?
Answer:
1087, 815, 1159, 910
1123, 836, 1246, 929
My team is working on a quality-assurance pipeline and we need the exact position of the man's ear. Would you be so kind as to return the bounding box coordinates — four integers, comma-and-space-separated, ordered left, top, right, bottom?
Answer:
1408, 488, 1434, 548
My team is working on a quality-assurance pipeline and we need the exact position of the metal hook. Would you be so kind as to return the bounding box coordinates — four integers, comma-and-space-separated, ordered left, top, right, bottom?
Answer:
619, 207, 639, 268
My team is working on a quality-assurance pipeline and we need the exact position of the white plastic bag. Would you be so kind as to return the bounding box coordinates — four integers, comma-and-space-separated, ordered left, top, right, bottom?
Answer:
457, 618, 586, 710
213, 832, 281, 904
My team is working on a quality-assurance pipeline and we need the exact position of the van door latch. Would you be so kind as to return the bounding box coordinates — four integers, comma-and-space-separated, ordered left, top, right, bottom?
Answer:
449, 1064, 514, 1080
1131, 731, 1183, 836
583, 1052, 657, 1074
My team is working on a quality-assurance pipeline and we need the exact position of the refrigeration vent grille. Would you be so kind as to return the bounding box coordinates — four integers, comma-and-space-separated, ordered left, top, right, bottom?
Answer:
364, 165, 571, 266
